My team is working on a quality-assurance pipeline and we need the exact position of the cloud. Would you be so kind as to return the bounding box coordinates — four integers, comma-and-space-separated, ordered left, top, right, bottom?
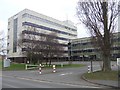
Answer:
0, 20, 7, 37
0, 0, 89, 38
0, 20, 7, 31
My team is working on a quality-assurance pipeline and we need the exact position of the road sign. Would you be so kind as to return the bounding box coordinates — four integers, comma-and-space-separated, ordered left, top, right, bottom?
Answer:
4, 59, 11, 67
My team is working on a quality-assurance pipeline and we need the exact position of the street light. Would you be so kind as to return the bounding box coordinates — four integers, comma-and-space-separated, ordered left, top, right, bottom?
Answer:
90, 55, 93, 72
68, 40, 72, 64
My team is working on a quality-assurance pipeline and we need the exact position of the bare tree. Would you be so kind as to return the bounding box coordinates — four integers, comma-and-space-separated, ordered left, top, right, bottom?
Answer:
77, 0, 120, 71
42, 32, 64, 65
18, 27, 64, 65
18, 27, 39, 64
0, 31, 7, 56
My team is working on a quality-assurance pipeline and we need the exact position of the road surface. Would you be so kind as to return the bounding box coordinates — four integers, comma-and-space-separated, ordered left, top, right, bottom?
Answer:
2, 61, 117, 88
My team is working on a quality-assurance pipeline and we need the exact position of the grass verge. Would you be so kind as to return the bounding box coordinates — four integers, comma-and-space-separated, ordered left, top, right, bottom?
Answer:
0, 60, 2, 70
42, 64, 86, 69
83, 70, 118, 81
55, 64, 85, 68
2, 63, 85, 71
2, 63, 25, 71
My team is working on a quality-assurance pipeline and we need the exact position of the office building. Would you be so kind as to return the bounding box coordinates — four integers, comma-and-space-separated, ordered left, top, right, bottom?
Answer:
7, 9, 77, 62
69, 32, 120, 61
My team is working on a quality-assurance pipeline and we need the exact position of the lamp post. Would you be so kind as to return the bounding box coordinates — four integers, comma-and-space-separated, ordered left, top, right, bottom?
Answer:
71, 41, 73, 64
68, 40, 72, 65
91, 58, 93, 72
90, 55, 93, 72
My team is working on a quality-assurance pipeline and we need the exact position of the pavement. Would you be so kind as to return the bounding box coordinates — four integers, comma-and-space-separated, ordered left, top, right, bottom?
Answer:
81, 64, 119, 89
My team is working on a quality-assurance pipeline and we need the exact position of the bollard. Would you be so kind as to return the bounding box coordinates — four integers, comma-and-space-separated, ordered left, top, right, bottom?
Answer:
25, 64, 27, 70
117, 58, 120, 66
25, 61, 29, 70
39, 64, 42, 74
27, 61, 29, 64
88, 65, 91, 73
53, 65, 56, 72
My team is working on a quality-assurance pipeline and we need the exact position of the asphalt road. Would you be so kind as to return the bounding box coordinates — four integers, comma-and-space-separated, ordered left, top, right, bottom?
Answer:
3, 75, 85, 88
2, 69, 103, 88
2, 61, 117, 88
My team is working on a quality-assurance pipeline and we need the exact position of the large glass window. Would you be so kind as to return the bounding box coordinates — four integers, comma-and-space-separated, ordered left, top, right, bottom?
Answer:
22, 13, 77, 32
22, 30, 68, 41
22, 22, 76, 37
13, 18, 18, 52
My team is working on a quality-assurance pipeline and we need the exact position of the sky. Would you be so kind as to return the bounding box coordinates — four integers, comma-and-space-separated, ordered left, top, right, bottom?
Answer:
0, 0, 89, 38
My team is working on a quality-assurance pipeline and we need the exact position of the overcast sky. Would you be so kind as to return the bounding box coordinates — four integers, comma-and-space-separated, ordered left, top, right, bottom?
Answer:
0, 0, 90, 38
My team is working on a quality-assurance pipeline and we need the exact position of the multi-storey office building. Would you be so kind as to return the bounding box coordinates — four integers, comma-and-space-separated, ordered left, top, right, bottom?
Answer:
69, 32, 120, 61
7, 9, 77, 62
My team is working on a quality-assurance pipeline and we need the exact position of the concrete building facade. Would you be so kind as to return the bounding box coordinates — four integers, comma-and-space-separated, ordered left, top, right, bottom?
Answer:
7, 9, 77, 62
69, 32, 120, 61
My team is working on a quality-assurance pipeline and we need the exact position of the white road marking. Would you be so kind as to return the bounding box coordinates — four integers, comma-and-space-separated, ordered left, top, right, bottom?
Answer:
60, 74, 65, 75
60, 72, 73, 76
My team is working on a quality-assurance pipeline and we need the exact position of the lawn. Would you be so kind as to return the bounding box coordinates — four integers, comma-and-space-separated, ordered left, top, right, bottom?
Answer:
2, 63, 85, 71
55, 64, 85, 68
41, 63, 86, 69
83, 70, 118, 81
3, 63, 25, 71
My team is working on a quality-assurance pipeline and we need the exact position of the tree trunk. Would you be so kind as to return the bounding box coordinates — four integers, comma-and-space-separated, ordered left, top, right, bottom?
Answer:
46, 59, 48, 65
39, 58, 42, 65
49, 59, 52, 66
102, 2, 111, 72
68, 57, 72, 65
102, 55, 111, 71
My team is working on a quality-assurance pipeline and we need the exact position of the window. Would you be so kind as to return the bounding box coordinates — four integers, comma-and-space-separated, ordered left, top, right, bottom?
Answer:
7, 43, 9, 46
22, 22, 76, 36
8, 22, 10, 25
22, 13, 77, 31
8, 28, 10, 31
8, 35, 9, 39
22, 13, 28, 18
13, 18, 18, 52
7, 50, 9, 54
